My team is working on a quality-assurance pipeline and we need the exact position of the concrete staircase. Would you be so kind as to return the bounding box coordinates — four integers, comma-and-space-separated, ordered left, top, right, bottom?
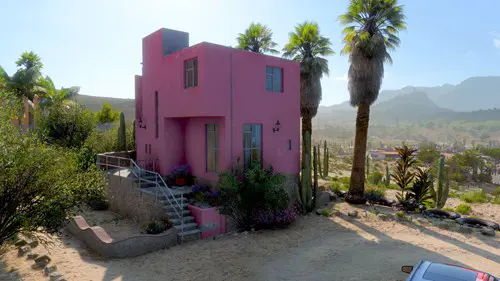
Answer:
136, 175, 201, 243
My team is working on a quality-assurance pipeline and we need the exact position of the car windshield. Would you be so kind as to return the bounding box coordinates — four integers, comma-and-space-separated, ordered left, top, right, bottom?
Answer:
422, 264, 478, 281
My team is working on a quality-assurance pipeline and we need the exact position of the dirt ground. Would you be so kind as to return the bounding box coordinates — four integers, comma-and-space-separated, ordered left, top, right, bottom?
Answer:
1, 203, 498, 281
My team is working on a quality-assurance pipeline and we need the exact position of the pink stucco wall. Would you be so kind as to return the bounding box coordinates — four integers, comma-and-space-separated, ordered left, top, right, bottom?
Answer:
136, 28, 300, 179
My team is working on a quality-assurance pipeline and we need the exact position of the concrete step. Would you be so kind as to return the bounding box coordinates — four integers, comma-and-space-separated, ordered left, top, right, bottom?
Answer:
164, 203, 189, 212
171, 216, 195, 225
167, 209, 190, 218
159, 199, 187, 208
174, 222, 198, 232
177, 229, 201, 243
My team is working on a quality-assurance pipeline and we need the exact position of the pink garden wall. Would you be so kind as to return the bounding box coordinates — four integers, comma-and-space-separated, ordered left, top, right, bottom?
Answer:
136, 28, 300, 179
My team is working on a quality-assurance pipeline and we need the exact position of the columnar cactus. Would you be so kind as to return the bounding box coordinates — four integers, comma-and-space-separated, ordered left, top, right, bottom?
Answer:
323, 141, 328, 177
365, 154, 370, 180
435, 155, 449, 209
313, 145, 318, 208
385, 165, 390, 187
318, 144, 323, 178
117, 112, 126, 151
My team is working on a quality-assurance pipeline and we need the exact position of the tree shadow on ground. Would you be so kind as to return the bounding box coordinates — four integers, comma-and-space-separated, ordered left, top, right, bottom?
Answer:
0, 255, 22, 281
399, 217, 499, 263
55, 212, 499, 281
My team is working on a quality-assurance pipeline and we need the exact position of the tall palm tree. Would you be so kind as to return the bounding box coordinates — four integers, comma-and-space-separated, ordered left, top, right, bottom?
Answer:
339, 0, 406, 203
236, 23, 279, 54
38, 76, 80, 109
282, 21, 334, 169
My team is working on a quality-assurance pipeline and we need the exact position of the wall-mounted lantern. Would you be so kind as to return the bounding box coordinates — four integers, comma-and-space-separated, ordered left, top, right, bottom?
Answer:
272, 120, 281, 133
138, 119, 146, 129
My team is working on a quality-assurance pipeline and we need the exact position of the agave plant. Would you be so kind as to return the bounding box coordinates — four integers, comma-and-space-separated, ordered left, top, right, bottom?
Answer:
408, 167, 434, 206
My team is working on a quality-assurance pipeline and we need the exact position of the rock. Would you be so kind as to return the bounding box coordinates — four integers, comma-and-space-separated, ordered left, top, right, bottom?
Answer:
44, 265, 57, 276
436, 220, 456, 230
18, 245, 31, 256
14, 240, 28, 247
315, 208, 325, 216
27, 253, 39, 260
28, 240, 39, 248
49, 271, 63, 281
416, 218, 429, 225
242, 231, 248, 235
480, 227, 496, 237
316, 191, 332, 207
34, 255, 51, 264
457, 225, 474, 234
347, 210, 358, 218
33, 255, 51, 268
377, 214, 389, 221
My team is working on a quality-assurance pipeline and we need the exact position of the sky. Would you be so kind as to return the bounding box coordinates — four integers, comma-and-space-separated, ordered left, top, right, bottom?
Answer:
2, 0, 500, 106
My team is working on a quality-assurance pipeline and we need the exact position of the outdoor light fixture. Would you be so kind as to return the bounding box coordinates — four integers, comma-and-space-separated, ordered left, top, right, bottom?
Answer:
273, 120, 281, 133
138, 119, 146, 129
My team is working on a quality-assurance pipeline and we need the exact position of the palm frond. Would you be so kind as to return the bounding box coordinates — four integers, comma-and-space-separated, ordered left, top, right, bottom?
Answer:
235, 23, 279, 55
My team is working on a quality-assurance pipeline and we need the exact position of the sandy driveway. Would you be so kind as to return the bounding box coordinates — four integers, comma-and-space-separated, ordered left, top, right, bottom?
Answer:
1, 203, 499, 281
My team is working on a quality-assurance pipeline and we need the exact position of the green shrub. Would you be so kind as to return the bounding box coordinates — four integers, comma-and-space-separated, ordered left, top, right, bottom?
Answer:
442, 207, 454, 212
368, 171, 384, 185
321, 209, 333, 217
448, 191, 459, 198
395, 211, 406, 219
387, 183, 399, 190
0, 104, 108, 245
217, 161, 293, 230
145, 221, 166, 234
460, 190, 488, 203
491, 196, 500, 205
38, 103, 95, 149
364, 186, 386, 202
455, 204, 472, 215
329, 181, 348, 193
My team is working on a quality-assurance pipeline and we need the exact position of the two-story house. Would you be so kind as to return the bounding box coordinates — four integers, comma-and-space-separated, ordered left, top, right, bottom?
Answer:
135, 28, 300, 184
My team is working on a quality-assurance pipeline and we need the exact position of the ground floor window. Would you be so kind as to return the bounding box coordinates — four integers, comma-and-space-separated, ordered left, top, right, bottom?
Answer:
206, 124, 219, 172
243, 124, 262, 169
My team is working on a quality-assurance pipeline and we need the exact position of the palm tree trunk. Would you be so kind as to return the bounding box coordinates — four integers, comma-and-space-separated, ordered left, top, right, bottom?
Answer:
301, 116, 312, 171
347, 103, 370, 204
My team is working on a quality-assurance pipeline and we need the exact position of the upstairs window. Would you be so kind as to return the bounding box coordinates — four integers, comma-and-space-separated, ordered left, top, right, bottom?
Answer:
184, 58, 198, 88
266, 66, 283, 92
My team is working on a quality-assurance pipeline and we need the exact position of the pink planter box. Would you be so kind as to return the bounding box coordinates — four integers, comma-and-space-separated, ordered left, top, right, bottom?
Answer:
188, 205, 227, 239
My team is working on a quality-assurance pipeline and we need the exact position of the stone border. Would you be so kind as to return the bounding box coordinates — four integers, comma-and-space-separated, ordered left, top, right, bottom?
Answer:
66, 216, 177, 258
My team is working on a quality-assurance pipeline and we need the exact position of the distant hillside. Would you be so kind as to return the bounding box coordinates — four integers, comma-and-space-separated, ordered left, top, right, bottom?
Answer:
374, 76, 500, 111
318, 92, 451, 125
76, 95, 135, 120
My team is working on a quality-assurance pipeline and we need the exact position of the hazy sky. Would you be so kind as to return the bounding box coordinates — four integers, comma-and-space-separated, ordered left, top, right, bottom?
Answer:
2, 0, 500, 106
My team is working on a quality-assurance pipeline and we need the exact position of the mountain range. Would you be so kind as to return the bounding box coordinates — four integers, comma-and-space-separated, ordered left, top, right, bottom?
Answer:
75, 76, 500, 126
317, 76, 500, 126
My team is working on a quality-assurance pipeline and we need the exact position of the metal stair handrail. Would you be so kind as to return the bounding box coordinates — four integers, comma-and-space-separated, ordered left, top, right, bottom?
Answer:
96, 154, 183, 220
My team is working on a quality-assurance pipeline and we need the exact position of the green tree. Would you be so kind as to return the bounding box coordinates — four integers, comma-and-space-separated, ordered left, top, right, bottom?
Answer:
0, 100, 107, 245
236, 23, 279, 54
282, 21, 333, 169
339, 0, 406, 204
95, 102, 120, 123
38, 103, 95, 149
38, 76, 80, 109
417, 141, 440, 165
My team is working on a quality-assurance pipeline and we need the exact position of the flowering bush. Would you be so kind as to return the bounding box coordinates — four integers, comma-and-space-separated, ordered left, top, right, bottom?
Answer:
190, 184, 219, 208
253, 205, 298, 229
170, 164, 191, 179
217, 161, 294, 230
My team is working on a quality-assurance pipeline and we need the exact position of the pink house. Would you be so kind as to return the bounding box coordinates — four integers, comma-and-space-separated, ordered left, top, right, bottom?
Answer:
135, 28, 300, 183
